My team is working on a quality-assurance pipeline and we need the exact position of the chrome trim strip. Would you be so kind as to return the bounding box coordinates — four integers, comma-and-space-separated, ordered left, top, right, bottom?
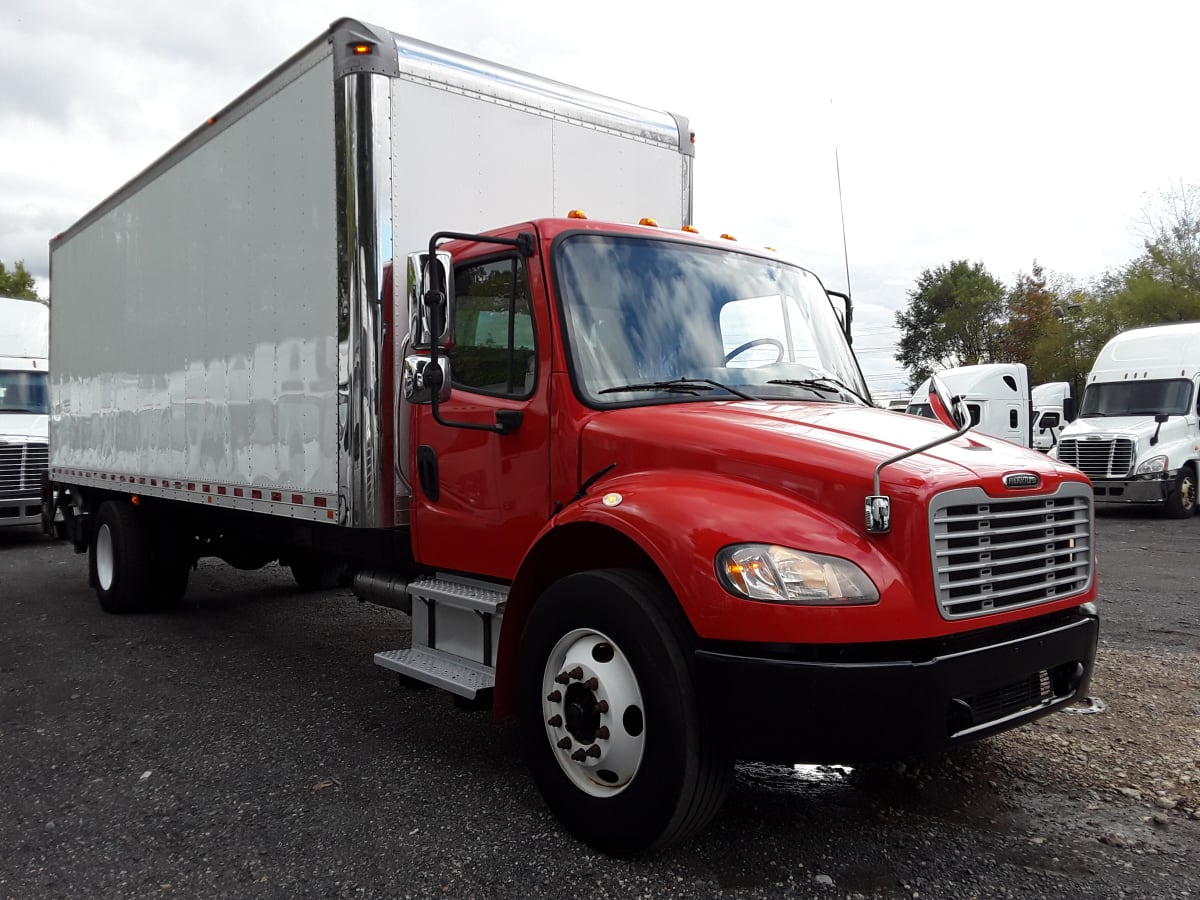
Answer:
388, 32, 682, 150
336, 72, 393, 528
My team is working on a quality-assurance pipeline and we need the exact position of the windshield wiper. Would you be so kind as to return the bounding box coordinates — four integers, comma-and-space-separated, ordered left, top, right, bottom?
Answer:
599, 378, 758, 400
765, 376, 870, 406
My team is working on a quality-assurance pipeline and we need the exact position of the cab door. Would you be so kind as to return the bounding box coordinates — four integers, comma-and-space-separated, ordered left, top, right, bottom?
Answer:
410, 233, 552, 579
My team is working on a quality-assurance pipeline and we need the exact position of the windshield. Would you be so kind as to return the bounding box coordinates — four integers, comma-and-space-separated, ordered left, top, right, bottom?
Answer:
555, 233, 870, 406
1079, 379, 1193, 417
0, 371, 48, 414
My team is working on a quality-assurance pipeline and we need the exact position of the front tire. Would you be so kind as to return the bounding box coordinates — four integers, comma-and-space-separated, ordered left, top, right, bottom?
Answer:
517, 569, 731, 855
1164, 465, 1197, 518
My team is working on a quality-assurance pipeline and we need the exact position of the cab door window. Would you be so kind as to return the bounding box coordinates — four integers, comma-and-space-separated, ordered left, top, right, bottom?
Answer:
450, 257, 536, 397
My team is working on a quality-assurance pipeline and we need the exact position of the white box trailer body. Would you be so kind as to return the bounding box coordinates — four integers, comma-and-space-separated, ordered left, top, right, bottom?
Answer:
1054, 322, 1200, 516
49, 18, 693, 529
0, 296, 49, 527
906, 363, 1031, 448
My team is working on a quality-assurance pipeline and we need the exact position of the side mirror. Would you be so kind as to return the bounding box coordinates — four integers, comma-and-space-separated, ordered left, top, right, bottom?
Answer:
403, 356, 452, 405
1038, 411, 1061, 432
406, 250, 454, 348
826, 289, 853, 343
1063, 396, 1077, 422
928, 374, 971, 430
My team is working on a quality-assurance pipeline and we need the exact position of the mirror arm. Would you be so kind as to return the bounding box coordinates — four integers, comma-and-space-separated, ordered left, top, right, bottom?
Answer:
423, 229, 536, 436
827, 289, 853, 343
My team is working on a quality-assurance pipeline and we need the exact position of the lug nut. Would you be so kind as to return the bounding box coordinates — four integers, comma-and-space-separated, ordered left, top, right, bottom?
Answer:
571, 748, 588, 762
547, 714, 563, 727
556, 737, 572, 750
584, 677, 599, 690
567, 666, 584, 680
597, 700, 609, 714
586, 744, 602, 758
546, 690, 562, 703
596, 726, 610, 740
554, 671, 570, 685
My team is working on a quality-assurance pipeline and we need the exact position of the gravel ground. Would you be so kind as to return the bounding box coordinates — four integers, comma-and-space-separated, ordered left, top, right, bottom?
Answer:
1, 511, 1198, 899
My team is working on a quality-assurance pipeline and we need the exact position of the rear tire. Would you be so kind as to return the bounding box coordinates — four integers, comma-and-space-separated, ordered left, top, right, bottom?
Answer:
91, 501, 154, 613
517, 569, 731, 855
289, 558, 339, 591
1164, 465, 1197, 518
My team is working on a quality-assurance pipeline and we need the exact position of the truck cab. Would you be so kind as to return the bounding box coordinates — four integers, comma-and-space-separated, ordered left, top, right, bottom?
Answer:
1054, 323, 1200, 517
0, 297, 50, 530
384, 216, 1099, 851
906, 363, 1031, 447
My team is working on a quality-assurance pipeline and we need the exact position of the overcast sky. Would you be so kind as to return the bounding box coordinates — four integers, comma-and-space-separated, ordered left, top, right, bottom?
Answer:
4, 1, 1199, 393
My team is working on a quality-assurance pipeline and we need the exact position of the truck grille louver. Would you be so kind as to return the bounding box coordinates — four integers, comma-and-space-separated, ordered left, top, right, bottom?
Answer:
929, 483, 1093, 619
1055, 437, 1134, 479
0, 441, 48, 497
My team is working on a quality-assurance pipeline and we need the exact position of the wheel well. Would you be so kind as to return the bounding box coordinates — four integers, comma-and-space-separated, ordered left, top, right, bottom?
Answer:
493, 522, 671, 719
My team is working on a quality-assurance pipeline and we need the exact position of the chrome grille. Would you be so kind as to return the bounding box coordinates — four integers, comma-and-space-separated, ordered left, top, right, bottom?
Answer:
0, 441, 48, 497
929, 483, 1093, 620
1056, 437, 1134, 479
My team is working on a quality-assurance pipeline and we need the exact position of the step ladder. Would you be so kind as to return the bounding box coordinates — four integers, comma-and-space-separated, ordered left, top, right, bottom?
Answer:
373, 574, 507, 700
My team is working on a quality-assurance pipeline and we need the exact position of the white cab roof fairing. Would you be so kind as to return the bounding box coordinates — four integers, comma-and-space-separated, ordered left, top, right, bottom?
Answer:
0, 296, 48, 362
1089, 322, 1200, 383
909, 363, 1028, 404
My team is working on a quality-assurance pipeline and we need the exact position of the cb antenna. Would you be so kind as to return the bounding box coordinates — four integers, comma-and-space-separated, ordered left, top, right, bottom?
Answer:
833, 99, 852, 299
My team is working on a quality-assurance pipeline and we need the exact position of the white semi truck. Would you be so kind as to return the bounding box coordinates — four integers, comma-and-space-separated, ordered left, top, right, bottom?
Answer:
0, 296, 50, 530
1055, 322, 1200, 517
46, 18, 1099, 854
907, 363, 1033, 447
1030, 381, 1075, 452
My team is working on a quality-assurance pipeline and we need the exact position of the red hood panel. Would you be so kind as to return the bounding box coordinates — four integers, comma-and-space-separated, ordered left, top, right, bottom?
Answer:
580, 402, 1083, 501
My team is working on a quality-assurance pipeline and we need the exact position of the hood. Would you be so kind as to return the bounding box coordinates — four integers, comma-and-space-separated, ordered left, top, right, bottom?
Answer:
1061, 415, 1167, 441
580, 401, 1078, 504
0, 410, 48, 443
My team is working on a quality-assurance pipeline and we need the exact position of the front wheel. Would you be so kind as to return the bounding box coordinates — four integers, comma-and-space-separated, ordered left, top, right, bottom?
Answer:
1164, 465, 1197, 519
517, 569, 731, 855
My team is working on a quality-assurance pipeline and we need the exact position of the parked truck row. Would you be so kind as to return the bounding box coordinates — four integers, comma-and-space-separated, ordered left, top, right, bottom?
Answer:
44, 18, 1100, 854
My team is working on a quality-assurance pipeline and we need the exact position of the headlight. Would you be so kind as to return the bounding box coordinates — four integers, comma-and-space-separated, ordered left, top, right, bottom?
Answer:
716, 544, 880, 606
1135, 455, 1168, 476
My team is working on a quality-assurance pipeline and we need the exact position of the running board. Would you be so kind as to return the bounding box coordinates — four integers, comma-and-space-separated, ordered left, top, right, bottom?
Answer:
374, 647, 495, 699
373, 573, 507, 697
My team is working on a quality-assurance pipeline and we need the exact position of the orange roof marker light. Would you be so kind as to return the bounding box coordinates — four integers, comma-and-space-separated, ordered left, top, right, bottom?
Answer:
567, 209, 589, 219
682, 225, 700, 234
351, 42, 374, 55
639, 217, 659, 227
720, 233, 737, 241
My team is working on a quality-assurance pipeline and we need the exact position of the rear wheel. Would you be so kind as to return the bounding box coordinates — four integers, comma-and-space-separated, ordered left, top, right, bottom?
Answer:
91, 501, 154, 613
288, 557, 340, 591
1164, 465, 1197, 518
517, 569, 731, 855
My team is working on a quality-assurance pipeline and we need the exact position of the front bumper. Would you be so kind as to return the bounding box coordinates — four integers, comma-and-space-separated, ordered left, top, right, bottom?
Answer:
1089, 476, 1169, 505
694, 606, 1098, 765
0, 494, 44, 528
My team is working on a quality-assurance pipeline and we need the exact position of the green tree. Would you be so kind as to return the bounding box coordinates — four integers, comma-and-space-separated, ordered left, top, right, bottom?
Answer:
1029, 289, 1116, 402
999, 261, 1058, 380
895, 259, 1007, 391
1098, 184, 1200, 329
0, 259, 39, 300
